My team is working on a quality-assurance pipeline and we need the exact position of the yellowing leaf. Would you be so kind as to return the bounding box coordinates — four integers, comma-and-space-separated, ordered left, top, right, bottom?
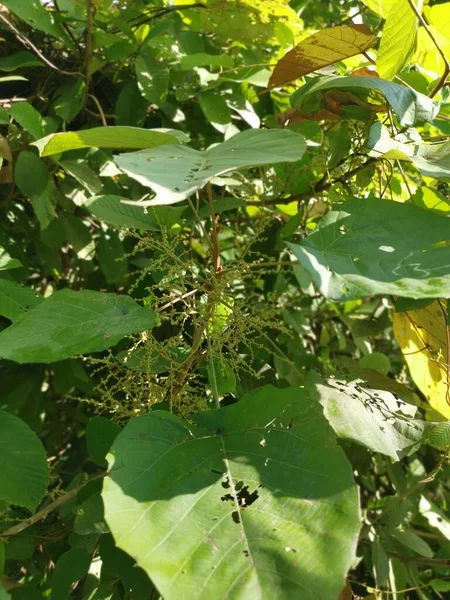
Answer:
269, 24, 377, 88
415, 5, 450, 78
377, 0, 421, 80
393, 300, 450, 418
361, 0, 395, 19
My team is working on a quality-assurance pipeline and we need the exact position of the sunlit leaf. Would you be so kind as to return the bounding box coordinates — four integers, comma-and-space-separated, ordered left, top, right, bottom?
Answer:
115, 129, 306, 205
313, 379, 425, 460
269, 25, 377, 88
289, 198, 450, 300
34, 127, 180, 156
393, 300, 450, 418
368, 122, 450, 180
103, 386, 361, 600
377, 0, 420, 80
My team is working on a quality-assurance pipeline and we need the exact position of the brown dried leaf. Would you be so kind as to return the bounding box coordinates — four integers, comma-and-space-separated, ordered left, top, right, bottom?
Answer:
269, 24, 377, 88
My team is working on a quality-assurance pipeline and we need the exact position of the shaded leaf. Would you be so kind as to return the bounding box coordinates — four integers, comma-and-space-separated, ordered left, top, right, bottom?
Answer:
0, 279, 42, 323
199, 92, 231, 125
291, 75, 440, 126
0, 410, 49, 510
1, 0, 68, 40
393, 300, 450, 418
86, 417, 121, 468
0, 289, 156, 363
135, 53, 169, 106
0, 51, 43, 71
289, 198, 450, 301
50, 548, 91, 599
85, 195, 185, 230
103, 386, 360, 600
115, 129, 306, 205
180, 53, 234, 70
269, 25, 377, 88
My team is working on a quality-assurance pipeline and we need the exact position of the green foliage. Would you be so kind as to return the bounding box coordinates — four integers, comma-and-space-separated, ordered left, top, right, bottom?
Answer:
103, 386, 360, 599
1, 0, 449, 597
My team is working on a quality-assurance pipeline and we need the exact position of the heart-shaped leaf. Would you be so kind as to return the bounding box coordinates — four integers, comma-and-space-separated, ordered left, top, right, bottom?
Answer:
103, 386, 360, 600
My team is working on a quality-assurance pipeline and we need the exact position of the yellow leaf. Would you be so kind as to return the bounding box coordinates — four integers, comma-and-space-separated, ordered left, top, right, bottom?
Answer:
268, 24, 377, 88
361, 0, 395, 19
393, 300, 450, 418
377, 0, 421, 80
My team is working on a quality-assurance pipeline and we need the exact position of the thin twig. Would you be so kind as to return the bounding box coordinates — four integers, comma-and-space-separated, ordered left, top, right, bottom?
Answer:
207, 182, 221, 274
406, 0, 450, 97
0, 13, 83, 77
0, 472, 107, 539
88, 94, 107, 126
84, 0, 95, 105
207, 335, 220, 409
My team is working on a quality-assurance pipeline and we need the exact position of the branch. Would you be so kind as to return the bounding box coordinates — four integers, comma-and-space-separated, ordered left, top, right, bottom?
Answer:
0, 12, 83, 77
406, 0, 450, 97
84, 0, 95, 104
0, 472, 106, 539
246, 157, 378, 207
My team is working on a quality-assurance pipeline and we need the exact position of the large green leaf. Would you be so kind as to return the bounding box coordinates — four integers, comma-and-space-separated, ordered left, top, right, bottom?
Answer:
85, 195, 185, 231
115, 129, 306, 205
0, 52, 43, 71
103, 386, 360, 600
1, 0, 68, 40
289, 198, 450, 300
33, 127, 180, 157
135, 53, 169, 106
0, 289, 156, 363
0, 279, 42, 322
377, 0, 419, 80
312, 379, 426, 461
368, 122, 450, 180
0, 410, 49, 511
291, 75, 440, 126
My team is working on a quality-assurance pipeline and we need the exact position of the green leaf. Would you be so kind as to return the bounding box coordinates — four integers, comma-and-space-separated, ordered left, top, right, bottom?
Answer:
115, 129, 306, 205
0, 289, 156, 363
368, 122, 450, 180
102, 386, 360, 600
50, 548, 91, 599
377, 0, 420, 80
1, 0, 68, 40
390, 529, 433, 557
0, 587, 9, 600
289, 198, 450, 300
15, 151, 57, 230
0, 248, 22, 271
207, 357, 236, 396
412, 186, 450, 214
34, 127, 180, 156
419, 496, 450, 540
269, 24, 377, 87
199, 93, 231, 125
52, 77, 85, 123
96, 231, 128, 286
0, 52, 43, 71
424, 421, 450, 449
85, 195, 185, 230
0, 279, 42, 322
59, 212, 95, 261
313, 379, 425, 460
86, 417, 121, 468
135, 53, 169, 106
0, 539, 4, 577
0, 410, 49, 510
9, 103, 56, 140
291, 75, 440, 126
180, 53, 234, 70
74, 494, 109, 535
